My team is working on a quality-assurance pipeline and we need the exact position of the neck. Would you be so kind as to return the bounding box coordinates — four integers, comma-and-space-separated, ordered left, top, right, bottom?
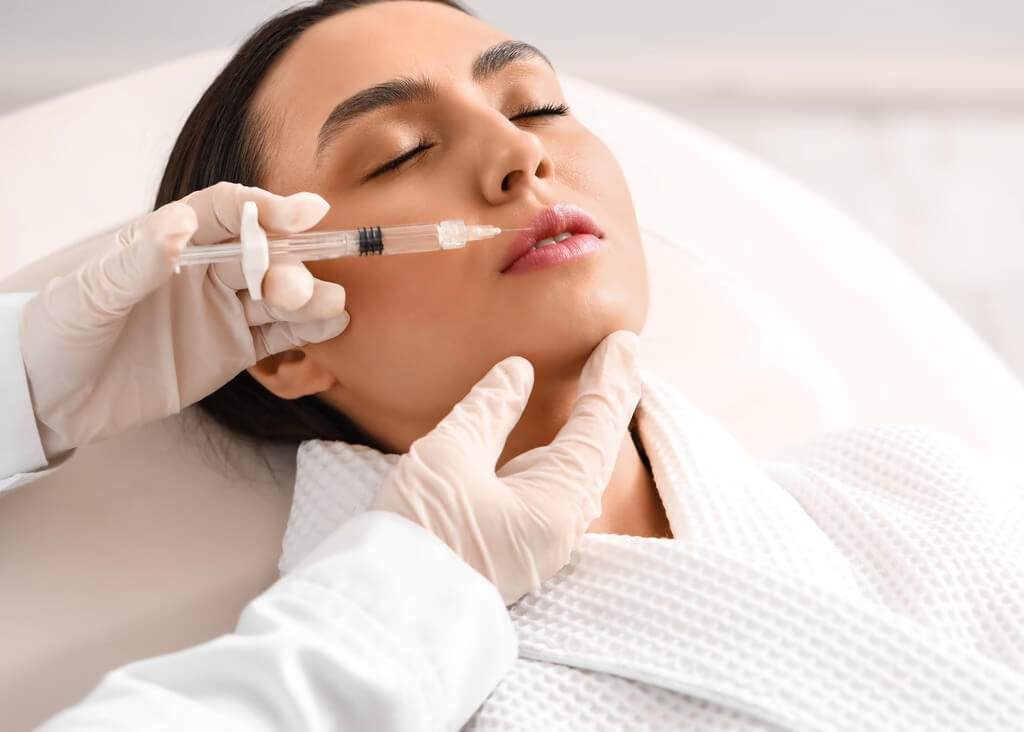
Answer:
585, 423, 671, 538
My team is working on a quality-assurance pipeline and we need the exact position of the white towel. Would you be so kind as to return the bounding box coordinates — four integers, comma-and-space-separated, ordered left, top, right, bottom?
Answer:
283, 371, 1024, 731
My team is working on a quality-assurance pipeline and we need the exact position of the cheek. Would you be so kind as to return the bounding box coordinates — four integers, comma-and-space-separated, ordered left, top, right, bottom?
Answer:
555, 127, 635, 211
303, 256, 498, 418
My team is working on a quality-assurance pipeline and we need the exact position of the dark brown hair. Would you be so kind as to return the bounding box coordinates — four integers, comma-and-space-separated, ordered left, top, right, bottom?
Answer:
155, 0, 470, 448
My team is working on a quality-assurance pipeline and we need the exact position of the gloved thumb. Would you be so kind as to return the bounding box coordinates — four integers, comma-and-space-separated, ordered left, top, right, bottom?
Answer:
496, 330, 641, 482
428, 356, 535, 464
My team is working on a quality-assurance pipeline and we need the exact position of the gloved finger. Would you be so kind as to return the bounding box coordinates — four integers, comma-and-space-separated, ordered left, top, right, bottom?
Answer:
242, 277, 346, 327
253, 309, 351, 358
427, 356, 535, 464
210, 259, 246, 292
214, 252, 318, 309
182, 181, 330, 245
498, 331, 640, 490
263, 256, 316, 311
73, 202, 198, 320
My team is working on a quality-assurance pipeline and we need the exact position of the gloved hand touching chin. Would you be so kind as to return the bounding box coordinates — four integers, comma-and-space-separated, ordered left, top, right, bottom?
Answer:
363, 330, 641, 605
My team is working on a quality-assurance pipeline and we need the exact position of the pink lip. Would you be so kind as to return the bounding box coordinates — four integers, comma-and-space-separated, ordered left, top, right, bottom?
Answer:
500, 204, 605, 274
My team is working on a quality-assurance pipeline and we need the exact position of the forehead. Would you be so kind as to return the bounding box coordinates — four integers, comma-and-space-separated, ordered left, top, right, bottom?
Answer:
255, 2, 512, 134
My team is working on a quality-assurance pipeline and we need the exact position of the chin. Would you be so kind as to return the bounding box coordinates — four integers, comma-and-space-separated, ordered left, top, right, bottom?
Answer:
516, 305, 644, 380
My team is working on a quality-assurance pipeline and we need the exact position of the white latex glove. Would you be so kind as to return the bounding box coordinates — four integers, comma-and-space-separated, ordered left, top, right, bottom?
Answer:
19, 181, 349, 458
370, 330, 641, 605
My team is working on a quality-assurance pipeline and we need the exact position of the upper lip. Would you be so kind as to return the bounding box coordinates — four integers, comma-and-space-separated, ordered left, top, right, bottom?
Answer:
500, 204, 604, 272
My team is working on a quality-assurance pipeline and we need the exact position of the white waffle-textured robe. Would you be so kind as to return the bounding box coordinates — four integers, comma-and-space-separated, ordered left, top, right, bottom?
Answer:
281, 372, 1024, 731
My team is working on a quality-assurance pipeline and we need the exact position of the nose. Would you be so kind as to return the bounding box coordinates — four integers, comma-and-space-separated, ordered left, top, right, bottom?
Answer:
475, 113, 555, 205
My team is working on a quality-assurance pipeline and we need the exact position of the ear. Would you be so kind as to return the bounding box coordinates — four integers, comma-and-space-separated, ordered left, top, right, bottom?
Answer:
247, 349, 338, 400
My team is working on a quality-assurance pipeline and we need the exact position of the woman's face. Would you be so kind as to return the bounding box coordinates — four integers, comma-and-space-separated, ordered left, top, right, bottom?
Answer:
252, 0, 648, 451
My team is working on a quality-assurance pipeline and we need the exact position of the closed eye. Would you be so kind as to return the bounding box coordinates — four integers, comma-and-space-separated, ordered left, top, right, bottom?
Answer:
367, 141, 433, 179
366, 103, 571, 180
509, 102, 571, 121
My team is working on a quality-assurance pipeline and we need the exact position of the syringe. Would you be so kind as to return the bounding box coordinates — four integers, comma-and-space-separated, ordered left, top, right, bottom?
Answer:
175, 201, 522, 300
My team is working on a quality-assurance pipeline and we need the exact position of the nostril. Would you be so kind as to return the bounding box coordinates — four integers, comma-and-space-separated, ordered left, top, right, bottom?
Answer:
500, 172, 515, 192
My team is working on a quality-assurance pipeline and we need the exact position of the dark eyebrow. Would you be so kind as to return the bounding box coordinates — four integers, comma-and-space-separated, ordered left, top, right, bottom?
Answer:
314, 40, 553, 165
471, 40, 552, 82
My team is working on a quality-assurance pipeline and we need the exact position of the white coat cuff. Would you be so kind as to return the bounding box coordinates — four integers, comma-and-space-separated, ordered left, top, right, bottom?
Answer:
283, 510, 517, 729
0, 292, 49, 479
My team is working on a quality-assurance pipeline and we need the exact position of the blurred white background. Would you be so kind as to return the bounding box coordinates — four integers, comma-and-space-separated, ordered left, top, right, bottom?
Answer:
3, 0, 1023, 377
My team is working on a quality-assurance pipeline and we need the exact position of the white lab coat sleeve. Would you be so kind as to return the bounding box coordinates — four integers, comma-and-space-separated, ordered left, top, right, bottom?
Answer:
0, 292, 56, 492
38, 510, 517, 732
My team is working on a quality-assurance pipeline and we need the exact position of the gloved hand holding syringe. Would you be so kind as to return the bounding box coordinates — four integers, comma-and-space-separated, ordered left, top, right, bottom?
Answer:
20, 181, 525, 456
173, 199, 525, 300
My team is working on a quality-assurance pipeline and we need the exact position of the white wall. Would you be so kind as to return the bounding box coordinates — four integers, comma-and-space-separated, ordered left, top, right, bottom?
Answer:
5, 0, 1024, 113
1, 0, 293, 112
487, 0, 1024, 53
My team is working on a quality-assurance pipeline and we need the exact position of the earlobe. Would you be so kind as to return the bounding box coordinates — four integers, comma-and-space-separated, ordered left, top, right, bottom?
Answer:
248, 349, 338, 400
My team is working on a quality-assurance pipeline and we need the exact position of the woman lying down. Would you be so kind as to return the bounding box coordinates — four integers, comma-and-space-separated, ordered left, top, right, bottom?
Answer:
154, 1, 1024, 729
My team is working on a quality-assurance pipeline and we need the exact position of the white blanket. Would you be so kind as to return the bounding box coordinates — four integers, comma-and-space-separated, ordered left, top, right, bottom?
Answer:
282, 372, 1024, 731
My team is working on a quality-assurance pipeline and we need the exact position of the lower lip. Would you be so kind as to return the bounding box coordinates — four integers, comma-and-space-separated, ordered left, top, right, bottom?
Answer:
502, 233, 604, 275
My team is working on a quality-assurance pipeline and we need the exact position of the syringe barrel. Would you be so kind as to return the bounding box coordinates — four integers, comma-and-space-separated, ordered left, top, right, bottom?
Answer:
174, 218, 487, 268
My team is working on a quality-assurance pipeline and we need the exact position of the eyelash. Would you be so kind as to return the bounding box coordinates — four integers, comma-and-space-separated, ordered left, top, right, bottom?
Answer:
366, 103, 571, 180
